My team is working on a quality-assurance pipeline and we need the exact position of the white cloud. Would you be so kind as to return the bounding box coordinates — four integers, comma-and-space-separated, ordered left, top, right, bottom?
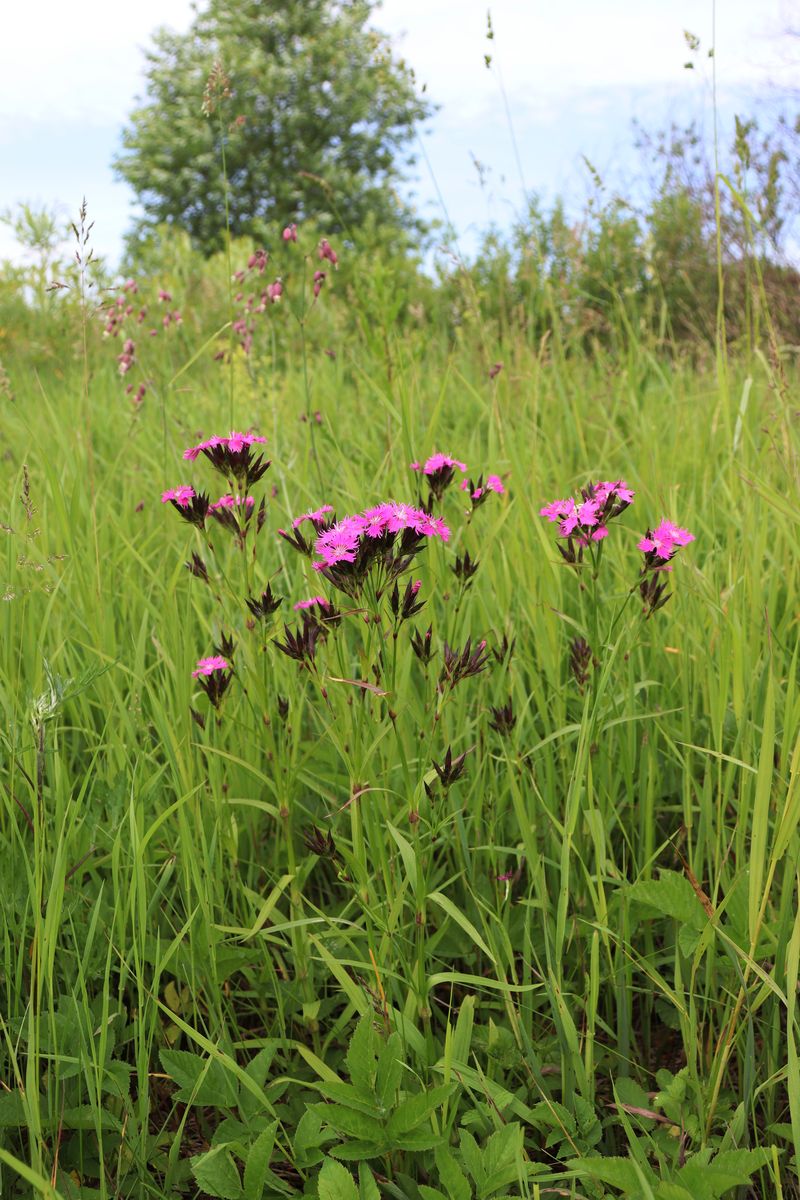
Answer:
0, 0, 194, 125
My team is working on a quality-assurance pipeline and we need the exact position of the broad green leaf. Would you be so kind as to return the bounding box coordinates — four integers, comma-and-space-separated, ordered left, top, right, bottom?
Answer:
460, 1130, 485, 1189
160, 1047, 238, 1107
318, 1158, 360, 1200
434, 1144, 471, 1200
570, 1155, 646, 1191
191, 1146, 243, 1200
294, 1108, 329, 1168
345, 1014, 379, 1096
626, 871, 707, 932
243, 1122, 278, 1198
375, 1033, 403, 1108
358, 1162, 381, 1200
313, 1103, 387, 1143
386, 1084, 454, 1136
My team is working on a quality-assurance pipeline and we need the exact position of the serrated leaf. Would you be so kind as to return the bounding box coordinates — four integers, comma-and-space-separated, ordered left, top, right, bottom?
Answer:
328, 1141, 384, 1163
434, 1144, 471, 1200
386, 1084, 454, 1136
626, 871, 707, 932
569, 1156, 645, 1191
313, 1103, 386, 1143
294, 1108, 330, 1168
481, 1123, 524, 1195
655, 1183, 694, 1200
318, 1081, 383, 1116
393, 1131, 445, 1152
161, 1047, 237, 1107
243, 1122, 278, 1198
318, 1158, 360, 1200
358, 1162, 381, 1200
345, 1015, 378, 1096
375, 1033, 403, 1108
460, 1130, 485, 1188
191, 1146, 243, 1200
675, 1147, 773, 1198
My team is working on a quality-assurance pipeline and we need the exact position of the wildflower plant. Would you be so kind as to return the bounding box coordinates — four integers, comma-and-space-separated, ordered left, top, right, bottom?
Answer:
160, 423, 508, 1031
539, 478, 694, 686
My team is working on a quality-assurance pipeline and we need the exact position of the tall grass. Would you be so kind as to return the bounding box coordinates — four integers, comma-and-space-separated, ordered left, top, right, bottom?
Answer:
0, 229, 799, 1200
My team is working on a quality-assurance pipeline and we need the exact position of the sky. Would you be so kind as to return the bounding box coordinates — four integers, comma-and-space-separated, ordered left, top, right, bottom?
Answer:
1, 0, 797, 267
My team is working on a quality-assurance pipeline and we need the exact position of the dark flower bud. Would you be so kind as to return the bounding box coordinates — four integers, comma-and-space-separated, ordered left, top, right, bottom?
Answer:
451, 550, 479, 586
410, 623, 434, 666
569, 637, 593, 689
488, 698, 516, 737
246, 585, 283, 620
440, 638, 491, 690
185, 551, 209, 583
432, 745, 470, 790
302, 825, 336, 857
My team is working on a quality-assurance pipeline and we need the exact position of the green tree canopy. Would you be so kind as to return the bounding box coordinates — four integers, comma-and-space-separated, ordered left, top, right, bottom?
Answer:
114, 0, 433, 252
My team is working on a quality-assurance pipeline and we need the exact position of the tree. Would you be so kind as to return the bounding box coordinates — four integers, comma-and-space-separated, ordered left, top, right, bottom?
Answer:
114, 0, 433, 252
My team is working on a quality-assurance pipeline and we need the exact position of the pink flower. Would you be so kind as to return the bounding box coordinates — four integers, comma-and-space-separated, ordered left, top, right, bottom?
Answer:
183, 431, 267, 461
267, 280, 283, 303
550, 500, 578, 536
158, 289, 172, 302
318, 238, 338, 267
639, 519, 695, 560
409, 461, 421, 471
192, 655, 229, 677
292, 505, 334, 529
486, 474, 505, 494
312, 502, 450, 570
282, 224, 298, 242
209, 494, 255, 511
419, 452, 467, 476
313, 270, 326, 298
577, 500, 600, 528
293, 595, 330, 611
161, 485, 195, 508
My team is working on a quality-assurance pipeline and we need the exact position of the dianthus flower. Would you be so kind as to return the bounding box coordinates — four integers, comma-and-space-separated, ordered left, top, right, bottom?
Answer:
191, 654, 232, 709
183, 431, 270, 489
539, 479, 633, 556
183, 431, 267, 461
209, 494, 255, 511
461, 471, 507, 508
638, 519, 695, 615
306, 502, 450, 597
293, 595, 331, 611
412, 452, 468, 502
292, 505, 334, 529
161, 485, 195, 508
192, 655, 229, 677
637, 520, 695, 561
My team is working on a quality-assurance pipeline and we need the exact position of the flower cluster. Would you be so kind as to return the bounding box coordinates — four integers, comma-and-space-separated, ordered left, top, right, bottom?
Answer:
160, 432, 270, 543
183, 431, 270, 490
224, 225, 339, 357
637, 520, 695, 562
540, 480, 634, 563
461, 474, 505, 509
281, 501, 449, 597
102, 278, 183, 406
638, 519, 695, 616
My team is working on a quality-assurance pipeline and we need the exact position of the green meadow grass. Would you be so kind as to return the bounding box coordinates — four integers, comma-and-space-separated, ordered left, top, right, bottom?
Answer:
1, 281, 799, 1199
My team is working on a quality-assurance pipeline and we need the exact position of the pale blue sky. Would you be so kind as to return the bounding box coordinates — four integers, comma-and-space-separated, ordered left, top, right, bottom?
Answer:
1, 0, 796, 267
